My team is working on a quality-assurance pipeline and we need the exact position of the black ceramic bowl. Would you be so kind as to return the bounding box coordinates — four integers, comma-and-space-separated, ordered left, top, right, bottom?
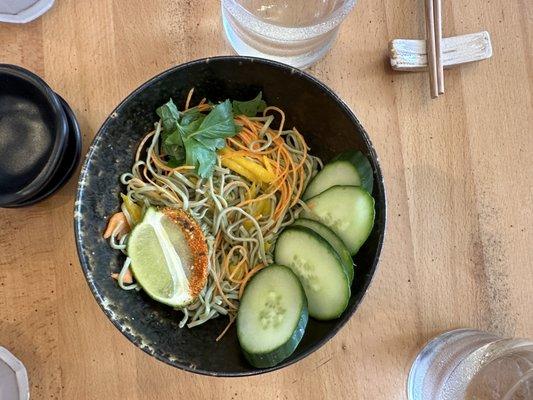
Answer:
0, 64, 69, 206
75, 56, 386, 377
6, 95, 82, 207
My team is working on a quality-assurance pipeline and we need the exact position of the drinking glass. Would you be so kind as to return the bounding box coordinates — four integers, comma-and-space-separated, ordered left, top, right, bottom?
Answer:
220, 0, 357, 69
408, 329, 533, 400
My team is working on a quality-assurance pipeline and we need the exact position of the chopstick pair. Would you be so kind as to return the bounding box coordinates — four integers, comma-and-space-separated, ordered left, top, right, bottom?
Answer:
425, 0, 444, 98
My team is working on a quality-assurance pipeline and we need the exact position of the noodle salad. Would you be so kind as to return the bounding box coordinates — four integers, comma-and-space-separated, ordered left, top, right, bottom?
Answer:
103, 90, 322, 337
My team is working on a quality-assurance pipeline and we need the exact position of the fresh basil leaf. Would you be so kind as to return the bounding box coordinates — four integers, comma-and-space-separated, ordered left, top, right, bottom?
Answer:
183, 137, 217, 178
156, 99, 180, 132
232, 92, 267, 117
188, 100, 238, 140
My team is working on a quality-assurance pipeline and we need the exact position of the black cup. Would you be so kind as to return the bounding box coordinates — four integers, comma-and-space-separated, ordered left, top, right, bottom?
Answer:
0, 64, 81, 207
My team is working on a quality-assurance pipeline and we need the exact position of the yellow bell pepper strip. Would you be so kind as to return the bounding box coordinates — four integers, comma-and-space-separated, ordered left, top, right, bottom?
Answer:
263, 155, 274, 174
231, 156, 276, 184
120, 194, 142, 225
247, 182, 260, 200
221, 158, 258, 183
220, 147, 276, 184
228, 263, 246, 281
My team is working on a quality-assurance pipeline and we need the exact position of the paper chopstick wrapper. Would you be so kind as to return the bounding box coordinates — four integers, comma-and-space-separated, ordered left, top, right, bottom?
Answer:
390, 31, 492, 71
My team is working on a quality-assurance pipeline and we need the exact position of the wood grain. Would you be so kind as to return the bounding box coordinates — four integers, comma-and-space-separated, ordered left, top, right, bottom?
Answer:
0, 1, 531, 399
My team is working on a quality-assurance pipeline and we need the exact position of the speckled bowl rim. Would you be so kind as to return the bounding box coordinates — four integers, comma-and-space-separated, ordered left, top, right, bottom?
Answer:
74, 56, 386, 377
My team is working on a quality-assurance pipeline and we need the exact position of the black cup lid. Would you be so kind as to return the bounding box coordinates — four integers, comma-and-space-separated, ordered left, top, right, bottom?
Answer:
2, 95, 82, 208
0, 64, 68, 205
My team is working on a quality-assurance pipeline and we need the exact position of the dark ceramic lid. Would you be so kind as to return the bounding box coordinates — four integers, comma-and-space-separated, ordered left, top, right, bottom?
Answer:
0, 64, 68, 205
3, 95, 82, 208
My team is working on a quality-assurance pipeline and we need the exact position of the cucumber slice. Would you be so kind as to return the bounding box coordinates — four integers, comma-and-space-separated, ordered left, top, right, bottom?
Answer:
274, 226, 350, 320
303, 185, 375, 255
303, 150, 373, 200
237, 264, 308, 368
292, 218, 354, 284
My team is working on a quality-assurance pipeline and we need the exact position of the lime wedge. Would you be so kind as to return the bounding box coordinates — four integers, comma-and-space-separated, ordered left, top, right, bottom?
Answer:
127, 208, 196, 307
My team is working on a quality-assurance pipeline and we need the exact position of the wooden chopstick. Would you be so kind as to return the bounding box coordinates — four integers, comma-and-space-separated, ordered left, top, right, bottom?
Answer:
425, 0, 439, 98
433, 0, 444, 94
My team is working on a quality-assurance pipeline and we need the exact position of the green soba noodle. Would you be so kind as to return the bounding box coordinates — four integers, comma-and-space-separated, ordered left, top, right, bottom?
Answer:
108, 112, 322, 334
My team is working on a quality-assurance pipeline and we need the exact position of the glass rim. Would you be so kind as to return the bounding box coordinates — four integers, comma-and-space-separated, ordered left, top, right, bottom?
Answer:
222, 0, 357, 41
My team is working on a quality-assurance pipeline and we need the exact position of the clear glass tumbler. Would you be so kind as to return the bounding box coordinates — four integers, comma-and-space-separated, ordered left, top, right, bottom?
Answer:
221, 0, 357, 69
407, 329, 533, 400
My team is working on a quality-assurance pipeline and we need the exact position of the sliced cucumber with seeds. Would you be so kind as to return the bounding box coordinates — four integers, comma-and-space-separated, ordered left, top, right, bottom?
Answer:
237, 264, 308, 368
303, 185, 375, 255
292, 218, 354, 284
274, 226, 350, 320
303, 150, 373, 200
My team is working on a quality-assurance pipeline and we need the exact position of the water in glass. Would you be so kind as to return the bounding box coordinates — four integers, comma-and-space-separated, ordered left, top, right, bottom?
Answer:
221, 0, 356, 69
408, 329, 533, 400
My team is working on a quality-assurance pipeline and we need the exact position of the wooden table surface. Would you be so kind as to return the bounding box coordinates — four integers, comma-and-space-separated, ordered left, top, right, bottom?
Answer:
0, 1, 531, 399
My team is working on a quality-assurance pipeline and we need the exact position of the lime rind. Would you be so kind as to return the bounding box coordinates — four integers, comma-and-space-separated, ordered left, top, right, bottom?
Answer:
127, 208, 194, 307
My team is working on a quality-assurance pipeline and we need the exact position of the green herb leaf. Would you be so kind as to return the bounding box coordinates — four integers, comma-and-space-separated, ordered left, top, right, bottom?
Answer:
166, 156, 183, 168
156, 99, 180, 132
183, 137, 218, 178
181, 108, 203, 126
189, 100, 239, 141
232, 92, 267, 117
158, 106, 203, 167
156, 98, 241, 178
194, 137, 226, 151
162, 129, 186, 165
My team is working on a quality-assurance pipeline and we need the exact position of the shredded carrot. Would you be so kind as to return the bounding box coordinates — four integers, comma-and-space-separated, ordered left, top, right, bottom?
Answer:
236, 115, 260, 135
135, 131, 155, 162
103, 212, 129, 239
223, 246, 249, 284
197, 103, 210, 112
111, 270, 133, 284
184, 88, 195, 110
237, 129, 257, 145
213, 278, 238, 310
216, 314, 236, 342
